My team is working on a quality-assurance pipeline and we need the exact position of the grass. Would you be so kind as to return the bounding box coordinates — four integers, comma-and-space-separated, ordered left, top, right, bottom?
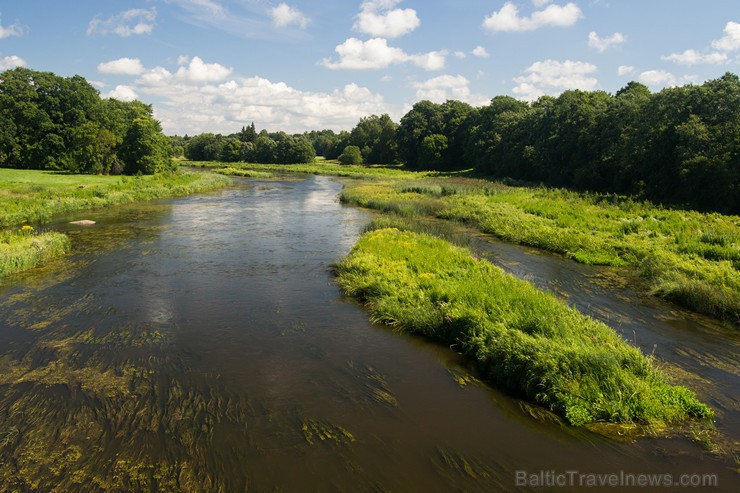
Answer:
335, 228, 713, 427
0, 167, 231, 276
341, 176, 740, 325
0, 226, 71, 278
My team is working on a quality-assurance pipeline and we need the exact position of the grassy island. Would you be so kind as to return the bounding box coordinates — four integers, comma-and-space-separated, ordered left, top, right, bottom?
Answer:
336, 227, 713, 427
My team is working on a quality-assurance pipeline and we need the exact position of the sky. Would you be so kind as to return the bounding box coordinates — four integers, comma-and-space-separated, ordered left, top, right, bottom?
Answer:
1, 0, 738, 135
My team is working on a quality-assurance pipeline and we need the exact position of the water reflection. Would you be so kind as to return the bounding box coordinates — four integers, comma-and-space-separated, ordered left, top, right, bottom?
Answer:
0, 176, 736, 491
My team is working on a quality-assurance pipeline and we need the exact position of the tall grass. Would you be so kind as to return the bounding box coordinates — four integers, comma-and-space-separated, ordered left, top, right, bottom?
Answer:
339, 177, 740, 325
0, 227, 70, 277
336, 228, 713, 427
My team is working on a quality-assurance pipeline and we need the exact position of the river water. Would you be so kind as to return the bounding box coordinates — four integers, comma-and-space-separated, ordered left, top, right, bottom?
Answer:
0, 175, 736, 491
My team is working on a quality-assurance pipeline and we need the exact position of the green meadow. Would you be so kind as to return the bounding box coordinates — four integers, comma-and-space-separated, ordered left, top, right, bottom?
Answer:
0, 168, 230, 277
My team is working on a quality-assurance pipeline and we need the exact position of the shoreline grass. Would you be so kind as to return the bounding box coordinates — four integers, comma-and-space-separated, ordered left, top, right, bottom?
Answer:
0, 227, 71, 278
0, 168, 231, 276
336, 228, 713, 428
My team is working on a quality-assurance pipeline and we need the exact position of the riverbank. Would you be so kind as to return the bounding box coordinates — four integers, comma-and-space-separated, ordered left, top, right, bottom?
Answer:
0, 168, 230, 277
198, 161, 740, 326
336, 227, 713, 428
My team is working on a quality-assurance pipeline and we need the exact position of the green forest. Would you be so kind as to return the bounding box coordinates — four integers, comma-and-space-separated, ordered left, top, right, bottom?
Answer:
0, 68, 172, 175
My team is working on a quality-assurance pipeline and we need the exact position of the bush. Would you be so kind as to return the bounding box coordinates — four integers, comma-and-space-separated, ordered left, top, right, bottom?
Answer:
338, 145, 363, 165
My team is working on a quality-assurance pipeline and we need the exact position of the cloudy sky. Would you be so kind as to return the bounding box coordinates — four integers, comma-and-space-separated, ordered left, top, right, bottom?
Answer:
1, 0, 738, 135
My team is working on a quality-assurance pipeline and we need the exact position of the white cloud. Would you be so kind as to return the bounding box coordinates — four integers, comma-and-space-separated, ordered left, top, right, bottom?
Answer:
662, 49, 728, 66
0, 55, 27, 70
87, 8, 156, 37
412, 74, 489, 105
175, 56, 232, 82
116, 54, 397, 133
410, 50, 447, 71
0, 15, 23, 38
711, 21, 740, 52
322, 37, 445, 71
322, 37, 407, 70
104, 85, 139, 102
638, 70, 676, 88
97, 57, 146, 75
472, 46, 490, 58
588, 32, 625, 52
617, 65, 636, 76
483, 1, 582, 32
134, 68, 394, 134
454, 51, 467, 59
165, 0, 226, 18
270, 3, 310, 29
513, 59, 598, 100
354, 0, 420, 38
532, 0, 552, 6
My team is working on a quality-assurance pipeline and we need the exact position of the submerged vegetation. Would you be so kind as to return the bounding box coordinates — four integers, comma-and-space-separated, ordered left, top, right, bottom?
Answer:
0, 168, 230, 277
335, 228, 713, 427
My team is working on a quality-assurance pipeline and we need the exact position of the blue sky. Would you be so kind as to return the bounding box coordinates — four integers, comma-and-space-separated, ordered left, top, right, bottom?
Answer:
1, 1, 738, 135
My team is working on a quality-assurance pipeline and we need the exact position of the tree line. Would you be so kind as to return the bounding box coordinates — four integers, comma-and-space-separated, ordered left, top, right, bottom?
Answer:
3, 66, 737, 213
396, 73, 739, 214
0, 68, 172, 175
177, 123, 316, 164
182, 73, 738, 213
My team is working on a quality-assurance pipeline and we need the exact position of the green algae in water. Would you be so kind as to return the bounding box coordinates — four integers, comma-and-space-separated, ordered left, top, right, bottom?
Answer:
346, 360, 399, 408
301, 419, 356, 446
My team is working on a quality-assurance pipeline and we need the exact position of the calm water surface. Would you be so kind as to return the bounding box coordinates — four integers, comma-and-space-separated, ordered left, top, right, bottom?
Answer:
0, 175, 736, 491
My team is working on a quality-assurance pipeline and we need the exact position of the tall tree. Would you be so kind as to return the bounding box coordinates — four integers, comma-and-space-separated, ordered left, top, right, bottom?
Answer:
119, 117, 173, 174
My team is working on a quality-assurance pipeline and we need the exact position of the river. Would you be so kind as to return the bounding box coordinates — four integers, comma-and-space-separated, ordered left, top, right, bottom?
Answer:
0, 175, 736, 491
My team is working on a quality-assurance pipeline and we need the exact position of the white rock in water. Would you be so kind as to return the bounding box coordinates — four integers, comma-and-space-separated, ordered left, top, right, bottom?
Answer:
69, 220, 96, 226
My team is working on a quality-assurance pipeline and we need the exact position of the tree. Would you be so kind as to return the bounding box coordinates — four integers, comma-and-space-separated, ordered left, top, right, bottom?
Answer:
119, 117, 173, 174
396, 101, 445, 168
0, 67, 171, 175
238, 122, 257, 143
219, 137, 245, 163
338, 145, 363, 165
419, 134, 448, 169
306, 129, 339, 157
253, 135, 277, 163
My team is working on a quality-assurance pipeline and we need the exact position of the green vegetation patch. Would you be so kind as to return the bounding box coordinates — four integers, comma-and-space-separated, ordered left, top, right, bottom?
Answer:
0, 227, 70, 278
0, 168, 230, 277
338, 176, 740, 324
336, 228, 713, 427
0, 168, 230, 228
